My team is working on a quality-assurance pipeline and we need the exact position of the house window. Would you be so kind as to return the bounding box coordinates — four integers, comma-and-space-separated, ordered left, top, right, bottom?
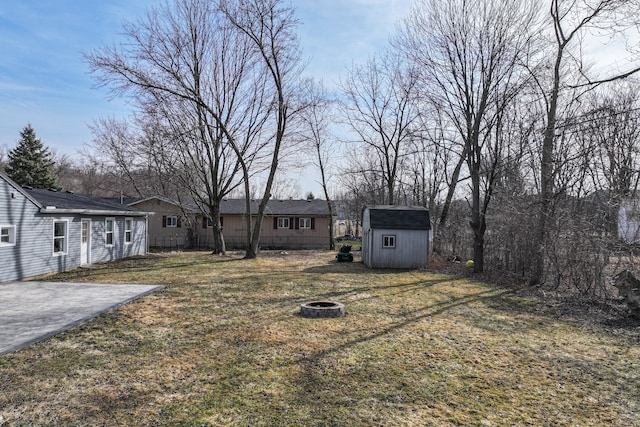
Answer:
165, 215, 178, 228
203, 216, 223, 229
299, 218, 312, 229
277, 217, 290, 229
105, 218, 115, 246
382, 235, 396, 248
81, 220, 89, 244
53, 221, 68, 254
124, 218, 132, 244
0, 225, 16, 247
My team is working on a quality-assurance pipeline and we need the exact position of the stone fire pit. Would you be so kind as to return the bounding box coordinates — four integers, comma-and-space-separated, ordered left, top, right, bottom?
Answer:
300, 301, 345, 318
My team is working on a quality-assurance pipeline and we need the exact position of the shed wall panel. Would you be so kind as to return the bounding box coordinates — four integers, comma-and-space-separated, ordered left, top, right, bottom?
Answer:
369, 229, 429, 269
362, 206, 430, 269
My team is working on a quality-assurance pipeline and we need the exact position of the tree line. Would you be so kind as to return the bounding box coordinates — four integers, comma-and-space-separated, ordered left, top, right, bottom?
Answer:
337, 0, 640, 297
4, 0, 640, 297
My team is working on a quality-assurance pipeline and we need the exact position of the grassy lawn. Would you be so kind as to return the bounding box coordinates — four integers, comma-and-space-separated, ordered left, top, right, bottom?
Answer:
1, 251, 639, 426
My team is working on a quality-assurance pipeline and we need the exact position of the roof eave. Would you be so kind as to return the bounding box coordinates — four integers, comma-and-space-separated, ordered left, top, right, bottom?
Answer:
39, 208, 152, 216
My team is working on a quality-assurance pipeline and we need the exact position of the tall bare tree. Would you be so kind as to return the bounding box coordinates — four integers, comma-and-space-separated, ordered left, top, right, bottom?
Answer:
298, 79, 336, 249
87, 0, 302, 257
398, 0, 537, 271
530, 0, 640, 285
340, 52, 419, 205
220, 0, 304, 258
575, 83, 640, 235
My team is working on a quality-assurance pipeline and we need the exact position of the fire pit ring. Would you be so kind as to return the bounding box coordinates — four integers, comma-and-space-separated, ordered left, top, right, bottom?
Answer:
300, 301, 345, 318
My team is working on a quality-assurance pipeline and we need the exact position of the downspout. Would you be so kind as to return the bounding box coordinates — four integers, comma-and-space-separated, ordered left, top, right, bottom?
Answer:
145, 214, 149, 255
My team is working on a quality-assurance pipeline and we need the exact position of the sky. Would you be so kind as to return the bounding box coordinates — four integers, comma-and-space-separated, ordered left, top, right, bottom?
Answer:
2, 1, 637, 197
0, 0, 414, 196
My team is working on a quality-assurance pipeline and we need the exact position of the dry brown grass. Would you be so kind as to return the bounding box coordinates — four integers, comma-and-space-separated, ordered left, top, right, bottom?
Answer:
1, 250, 639, 426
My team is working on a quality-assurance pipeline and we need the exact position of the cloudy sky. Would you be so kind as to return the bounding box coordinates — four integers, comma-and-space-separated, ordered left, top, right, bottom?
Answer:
0, 1, 413, 160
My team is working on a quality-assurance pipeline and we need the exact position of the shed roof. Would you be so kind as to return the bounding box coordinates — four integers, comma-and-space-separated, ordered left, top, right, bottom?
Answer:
367, 205, 431, 230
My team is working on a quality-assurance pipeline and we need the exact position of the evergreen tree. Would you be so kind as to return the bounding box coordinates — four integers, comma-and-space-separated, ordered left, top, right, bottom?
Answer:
6, 124, 58, 189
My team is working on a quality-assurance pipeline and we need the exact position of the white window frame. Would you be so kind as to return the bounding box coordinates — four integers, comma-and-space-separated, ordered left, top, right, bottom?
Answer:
0, 225, 16, 247
166, 215, 178, 228
299, 218, 312, 229
105, 217, 115, 247
382, 234, 396, 248
277, 217, 290, 229
53, 220, 68, 255
124, 218, 133, 244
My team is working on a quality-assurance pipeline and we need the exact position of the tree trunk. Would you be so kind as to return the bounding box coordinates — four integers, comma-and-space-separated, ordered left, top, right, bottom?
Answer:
210, 202, 226, 255
531, 43, 563, 286
433, 146, 468, 254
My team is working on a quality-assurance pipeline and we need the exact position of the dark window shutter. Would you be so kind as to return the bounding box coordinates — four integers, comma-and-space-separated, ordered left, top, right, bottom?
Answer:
220, 216, 224, 227
203, 216, 208, 229
177, 216, 182, 228
311, 218, 315, 230
274, 217, 278, 229
290, 217, 294, 229
294, 218, 299, 230
162, 215, 167, 228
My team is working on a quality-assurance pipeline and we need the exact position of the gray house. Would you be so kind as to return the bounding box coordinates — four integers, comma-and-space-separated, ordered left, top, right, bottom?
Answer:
361, 205, 431, 269
0, 171, 149, 283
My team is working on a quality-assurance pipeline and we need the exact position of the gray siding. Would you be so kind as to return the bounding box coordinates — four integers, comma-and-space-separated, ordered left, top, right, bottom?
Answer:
1, 177, 147, 282
362, 206, 430, 269
367, 229, 429, 269
89, 216, 147, 264
0, 182, 79, 282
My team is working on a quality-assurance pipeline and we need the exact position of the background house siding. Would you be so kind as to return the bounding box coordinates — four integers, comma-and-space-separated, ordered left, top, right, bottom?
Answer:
618, 201, 640, 244
133, 199, 191, 248
211, 215, 331, 249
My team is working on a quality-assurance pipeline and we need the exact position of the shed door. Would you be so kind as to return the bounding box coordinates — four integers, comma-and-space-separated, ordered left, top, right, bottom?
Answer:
81, 219, 91, 265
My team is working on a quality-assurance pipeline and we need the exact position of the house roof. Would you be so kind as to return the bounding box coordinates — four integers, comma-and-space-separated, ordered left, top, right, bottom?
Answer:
367, 205, 431, 230
127, 195, 332, 216
220, 198, 331, 216
24, 188, 147, 216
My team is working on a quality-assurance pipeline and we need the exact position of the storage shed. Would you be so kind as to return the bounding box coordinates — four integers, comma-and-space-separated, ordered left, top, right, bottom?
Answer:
361, 205, 431, 269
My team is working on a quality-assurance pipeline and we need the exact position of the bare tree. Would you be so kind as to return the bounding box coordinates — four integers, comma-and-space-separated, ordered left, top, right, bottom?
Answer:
87, 0, 303, 257
409, 107, 468, 254
398, 0, 537, 272
578, 83, 640, 234
530, 0, 640, 285
88, 117, 168, 197
220, 0, 304, 258
340, 52, 419, 205
0, 144, 7, 169
298, 79, 337, 248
